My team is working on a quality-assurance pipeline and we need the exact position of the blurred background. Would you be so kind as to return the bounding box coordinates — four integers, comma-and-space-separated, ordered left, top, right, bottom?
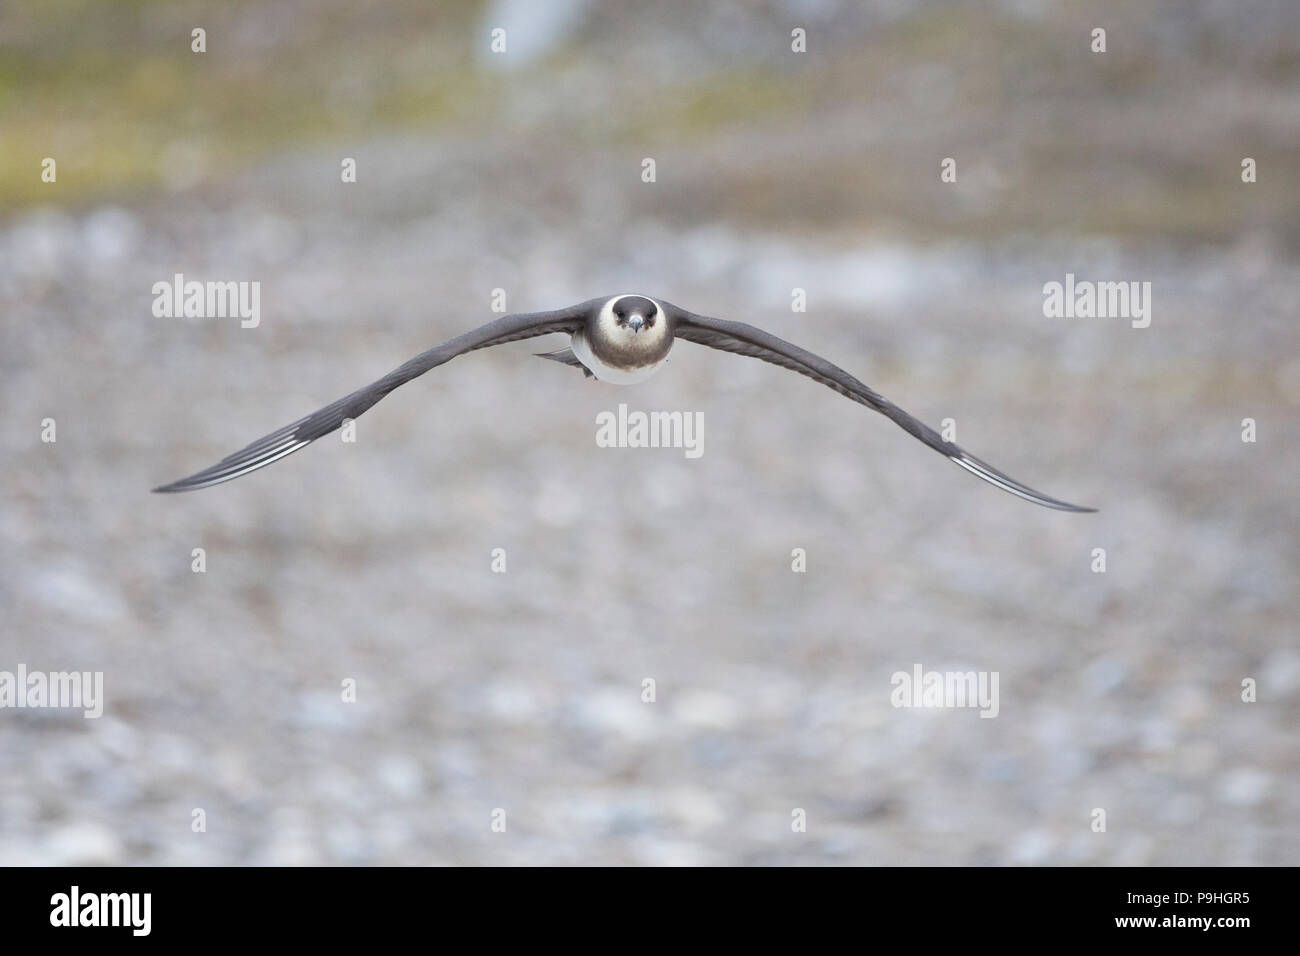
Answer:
1, 0, 1297, 865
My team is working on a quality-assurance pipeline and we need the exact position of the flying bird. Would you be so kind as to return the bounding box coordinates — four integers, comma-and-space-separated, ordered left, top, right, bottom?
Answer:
153, 293, 1095, 511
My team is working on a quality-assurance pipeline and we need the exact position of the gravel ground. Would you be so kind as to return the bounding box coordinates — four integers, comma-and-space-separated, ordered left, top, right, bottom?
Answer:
1, 0, 1297, 865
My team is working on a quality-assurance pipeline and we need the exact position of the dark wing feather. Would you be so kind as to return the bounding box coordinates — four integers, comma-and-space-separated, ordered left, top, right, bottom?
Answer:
153, 304, 590, 493
670, 307, 1095, 512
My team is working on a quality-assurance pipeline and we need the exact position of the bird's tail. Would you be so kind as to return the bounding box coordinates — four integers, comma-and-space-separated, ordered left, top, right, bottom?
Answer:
534, 347, 593, 378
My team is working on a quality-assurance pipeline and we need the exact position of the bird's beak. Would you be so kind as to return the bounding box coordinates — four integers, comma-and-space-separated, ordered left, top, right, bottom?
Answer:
628, 314, 644, 332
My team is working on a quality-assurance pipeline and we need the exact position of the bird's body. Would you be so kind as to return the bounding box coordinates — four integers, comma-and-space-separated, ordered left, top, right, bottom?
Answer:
568, 293, 672, 383
154, 293, 1095, 512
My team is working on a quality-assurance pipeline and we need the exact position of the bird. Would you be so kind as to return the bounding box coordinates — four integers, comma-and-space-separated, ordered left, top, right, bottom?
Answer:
153, 293, 1095, 511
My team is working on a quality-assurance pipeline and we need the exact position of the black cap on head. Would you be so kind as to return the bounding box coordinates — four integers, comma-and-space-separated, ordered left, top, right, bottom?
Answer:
613, 295, 658, 318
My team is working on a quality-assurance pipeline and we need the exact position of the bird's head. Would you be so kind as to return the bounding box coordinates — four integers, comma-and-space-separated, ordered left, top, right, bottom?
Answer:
606, 294, 659, 332
594, 292, 664, 339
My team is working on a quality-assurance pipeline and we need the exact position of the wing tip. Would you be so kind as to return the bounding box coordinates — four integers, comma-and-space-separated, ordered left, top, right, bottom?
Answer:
949, 453, 1096, 513
1047, 500, 1098, 514
151, 438, 312, 495
151, 478, 202, 494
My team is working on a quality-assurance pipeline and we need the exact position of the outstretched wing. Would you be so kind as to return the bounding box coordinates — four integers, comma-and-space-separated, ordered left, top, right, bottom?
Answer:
669, 307, 1095, 512
153, 304, 590, 493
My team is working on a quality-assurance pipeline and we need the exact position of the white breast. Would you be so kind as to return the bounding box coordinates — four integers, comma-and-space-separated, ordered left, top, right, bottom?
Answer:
571, 332, 667, 384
